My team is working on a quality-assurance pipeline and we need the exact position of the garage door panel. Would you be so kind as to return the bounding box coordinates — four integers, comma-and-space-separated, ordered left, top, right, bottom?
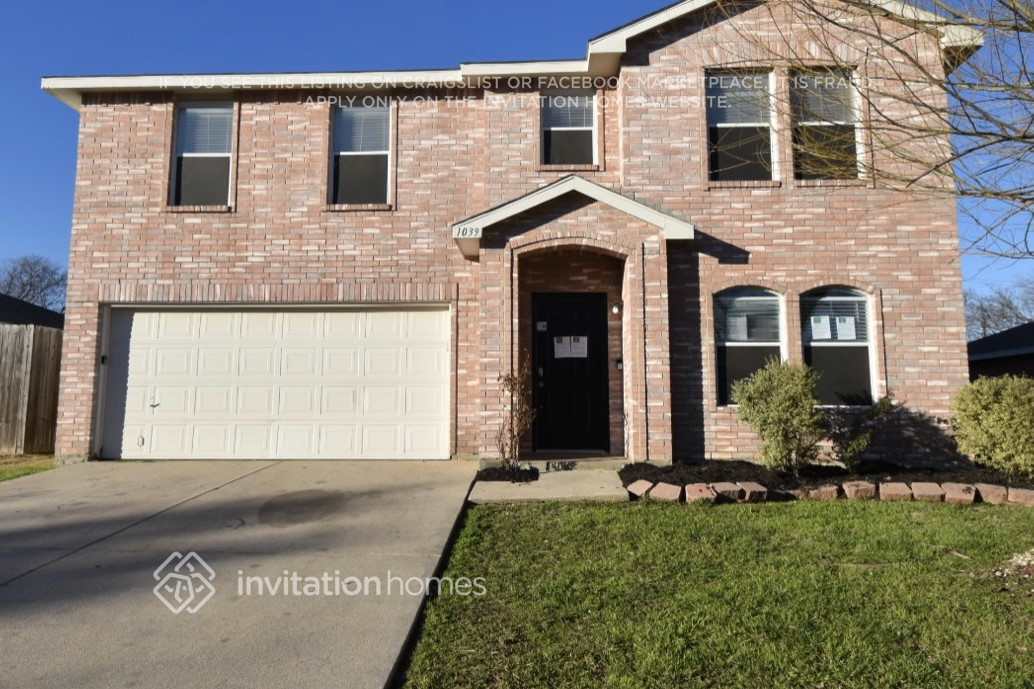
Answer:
366, 311, 404, 339
323, 349, 359, 376
362, 426, 401, 457
405, 426, 442, 455
237, 386, 275, 416
200, 312, 237, 338
235, 425, 272, 456
278, 387, 317, 416
322, 386, 358, 415
282, 348, 318, 376
239, 348, 275, 376
193, 425, 232, 456
283, 312, 321, 338
239, 313, 276, 339
157, 312, 195, 339
319, 425, 359, 456
365, 348, 402, 376
277, 425, 316, 457
151, 425, 189, 456
198, 348, 235, 376
325, 312, 362, 339
196, 387, 234, 415
155, 348, 193, 377
103, 307, 450, 460
154, 387, 192, 416
405, 386, 446, 416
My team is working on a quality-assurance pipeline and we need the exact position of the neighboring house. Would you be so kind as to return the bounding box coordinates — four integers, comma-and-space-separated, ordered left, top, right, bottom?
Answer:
968, 322, 1034, 380
41, 1, 979, 463
0, 294, 64, 329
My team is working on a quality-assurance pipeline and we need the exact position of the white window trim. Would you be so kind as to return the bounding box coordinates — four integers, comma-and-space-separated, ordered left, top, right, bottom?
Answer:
331, 104, 393, 204
706, 71, 778, 181
170, 102, 234, 207
540, 91, 597, 165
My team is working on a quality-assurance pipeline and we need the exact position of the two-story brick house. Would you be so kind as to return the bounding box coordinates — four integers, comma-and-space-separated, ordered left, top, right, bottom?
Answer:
42, 0, 980, 464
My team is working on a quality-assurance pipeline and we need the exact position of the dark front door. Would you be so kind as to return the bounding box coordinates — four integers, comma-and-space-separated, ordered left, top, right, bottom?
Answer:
532, 292, 610, 452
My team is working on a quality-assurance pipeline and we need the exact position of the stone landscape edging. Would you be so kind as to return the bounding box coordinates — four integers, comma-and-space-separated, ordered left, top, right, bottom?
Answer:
629, 479, 1034, 508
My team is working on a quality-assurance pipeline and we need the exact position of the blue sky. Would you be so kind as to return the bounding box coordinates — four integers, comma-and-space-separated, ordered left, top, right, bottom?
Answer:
1, 0, 1029, 293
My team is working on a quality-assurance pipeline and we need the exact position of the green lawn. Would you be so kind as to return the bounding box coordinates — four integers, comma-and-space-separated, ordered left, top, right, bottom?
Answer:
0, 455, 55, 482
403, 502, 1034, 689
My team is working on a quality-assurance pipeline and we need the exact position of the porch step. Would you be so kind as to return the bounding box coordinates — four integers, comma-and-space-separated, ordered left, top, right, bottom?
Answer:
479, 457, 629, 472
468, 469, 628, 504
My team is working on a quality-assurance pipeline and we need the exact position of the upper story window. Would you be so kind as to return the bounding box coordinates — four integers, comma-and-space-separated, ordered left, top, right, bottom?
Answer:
791, 69, 860, 180
801, 287, 874, 405
332, 104, 390, 205
171, 103, 233, 206
706, 71, 774, 182
715, 287, 784, 405
541, 91, 596, 165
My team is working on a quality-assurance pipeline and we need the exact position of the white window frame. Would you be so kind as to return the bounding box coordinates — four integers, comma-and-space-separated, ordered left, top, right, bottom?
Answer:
791, 69, 862, 180
540, 90, 597, 166
706, 71, 778, 181
171, 102, 234, 207
801, 290, 878, 406
715, 288, 787, 407
331, 103, 392, 205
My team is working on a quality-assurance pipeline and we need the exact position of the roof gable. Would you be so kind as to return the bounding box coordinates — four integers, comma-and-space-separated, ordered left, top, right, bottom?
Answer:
450, 176, 694, 258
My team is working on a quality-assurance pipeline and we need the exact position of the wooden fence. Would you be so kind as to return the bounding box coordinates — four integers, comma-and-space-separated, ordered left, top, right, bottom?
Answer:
0, 325, 63, 455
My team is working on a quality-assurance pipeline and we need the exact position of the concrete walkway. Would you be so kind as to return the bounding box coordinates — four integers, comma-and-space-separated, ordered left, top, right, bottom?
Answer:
0, 460, 475, 689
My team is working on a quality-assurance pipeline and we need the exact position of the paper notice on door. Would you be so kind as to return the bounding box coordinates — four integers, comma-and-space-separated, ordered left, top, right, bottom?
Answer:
554, 336, 588, 359
728, 315, 748, 341
835, 316, 857, 341
810, 316, 832, 340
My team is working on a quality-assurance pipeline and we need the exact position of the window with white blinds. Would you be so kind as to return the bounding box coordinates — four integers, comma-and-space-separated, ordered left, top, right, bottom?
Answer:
541, 91, 595, 165
801, 287, 874, 405
332, 104, 390, 204
706, 71, 774, 182
715, 287, 783, 405
171, 103, 233, 206
333, 105, 390, 153
175, 105, 233, 155
791, 69, 860, 180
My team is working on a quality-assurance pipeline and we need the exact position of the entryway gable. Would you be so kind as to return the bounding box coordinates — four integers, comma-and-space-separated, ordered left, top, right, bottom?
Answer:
452, 175, 695, 258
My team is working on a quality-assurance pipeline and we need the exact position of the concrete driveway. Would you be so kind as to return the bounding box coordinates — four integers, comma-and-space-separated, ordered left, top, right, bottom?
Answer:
0, 460, 475, 689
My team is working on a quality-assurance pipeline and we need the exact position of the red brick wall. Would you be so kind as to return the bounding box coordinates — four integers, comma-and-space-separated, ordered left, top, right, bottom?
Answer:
55, 3, 969, 463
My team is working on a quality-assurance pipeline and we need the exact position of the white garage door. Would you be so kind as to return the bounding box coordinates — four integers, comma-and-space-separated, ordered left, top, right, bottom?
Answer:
100, 307, 451, 459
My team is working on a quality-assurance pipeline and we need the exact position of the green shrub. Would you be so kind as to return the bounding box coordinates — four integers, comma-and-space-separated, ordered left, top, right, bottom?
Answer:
952, 375, 1034, 478
732, 360, 825, 474
826, 396, 895, 471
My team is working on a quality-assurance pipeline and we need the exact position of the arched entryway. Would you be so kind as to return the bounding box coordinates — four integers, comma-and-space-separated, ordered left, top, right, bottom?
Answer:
517, 247, 627, 456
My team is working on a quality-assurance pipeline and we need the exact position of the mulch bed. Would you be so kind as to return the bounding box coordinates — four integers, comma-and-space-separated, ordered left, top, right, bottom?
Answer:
476, 466, 540, 483
619, 459, 1034, 492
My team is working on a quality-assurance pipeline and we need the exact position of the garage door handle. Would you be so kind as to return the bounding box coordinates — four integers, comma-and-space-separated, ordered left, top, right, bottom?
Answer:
149, 402, 161, 408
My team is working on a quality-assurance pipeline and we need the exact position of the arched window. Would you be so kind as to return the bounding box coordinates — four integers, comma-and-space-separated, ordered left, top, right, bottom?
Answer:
715, 287, 784, 405
801, 287, 874, 405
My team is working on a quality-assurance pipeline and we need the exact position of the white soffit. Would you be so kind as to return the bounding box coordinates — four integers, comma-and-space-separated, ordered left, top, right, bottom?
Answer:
451, 175, 695, 258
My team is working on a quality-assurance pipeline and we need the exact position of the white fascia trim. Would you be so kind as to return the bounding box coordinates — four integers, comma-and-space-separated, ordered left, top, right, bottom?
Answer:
451, 175, 694, 258
460, 60, 589, 77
